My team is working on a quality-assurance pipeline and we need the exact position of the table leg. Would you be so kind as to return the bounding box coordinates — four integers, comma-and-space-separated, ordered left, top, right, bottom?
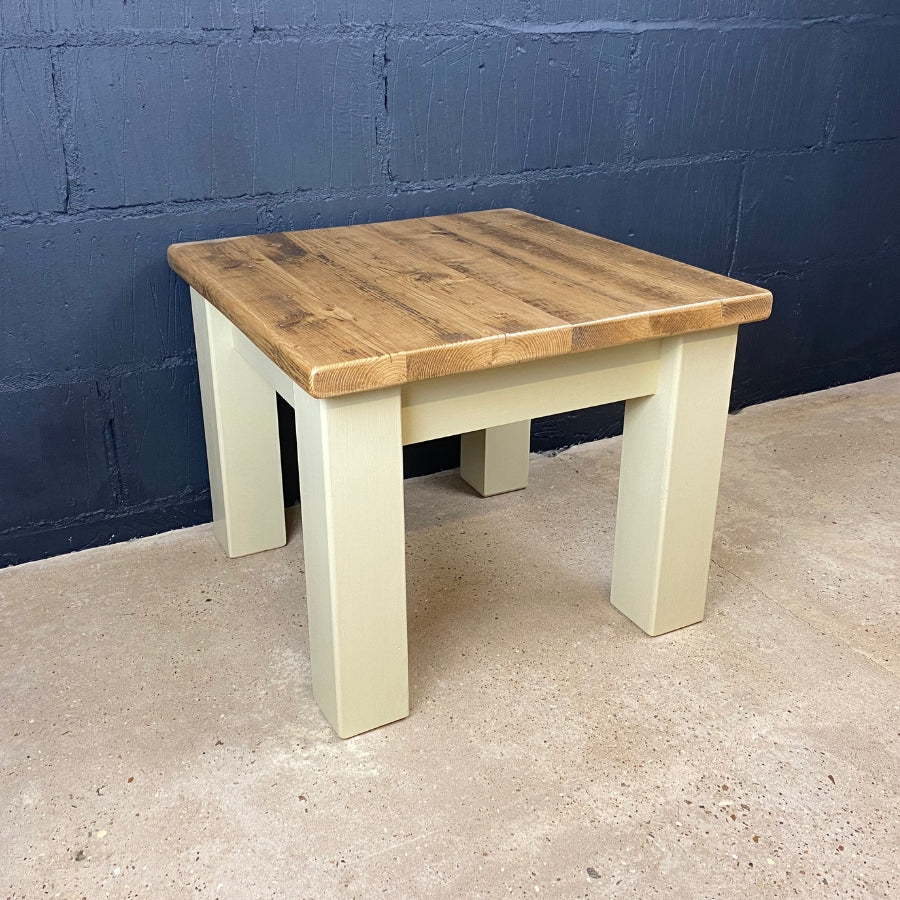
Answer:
460, 420, 531, 496
610, 326, 738, 636
293, 385, 409, 738
190, 289, 286, 558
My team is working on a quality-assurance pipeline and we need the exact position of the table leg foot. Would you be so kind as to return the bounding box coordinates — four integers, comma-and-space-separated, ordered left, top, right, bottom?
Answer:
610, 326, 738, 636
190, 289, 286, 558
294, 386, 409, 738
460, 420, 531, 497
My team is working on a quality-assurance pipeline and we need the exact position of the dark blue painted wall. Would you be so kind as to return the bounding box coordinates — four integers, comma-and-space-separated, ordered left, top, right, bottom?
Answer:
2, 2, 898, 566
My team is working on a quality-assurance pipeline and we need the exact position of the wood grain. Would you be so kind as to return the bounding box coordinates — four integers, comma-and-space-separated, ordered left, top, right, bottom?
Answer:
168, 209, 772, 398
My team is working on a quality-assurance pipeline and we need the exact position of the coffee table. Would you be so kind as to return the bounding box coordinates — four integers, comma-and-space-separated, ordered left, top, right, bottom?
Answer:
168, 209, 771, 737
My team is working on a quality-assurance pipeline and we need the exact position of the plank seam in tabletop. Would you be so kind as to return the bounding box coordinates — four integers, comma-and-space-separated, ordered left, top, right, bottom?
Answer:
167, 209, 772, 399
421, 213, 771, 342
370, 214, 769, 353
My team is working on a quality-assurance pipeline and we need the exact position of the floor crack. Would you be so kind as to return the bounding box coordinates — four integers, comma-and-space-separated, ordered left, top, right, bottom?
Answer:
710, 557, 897, 680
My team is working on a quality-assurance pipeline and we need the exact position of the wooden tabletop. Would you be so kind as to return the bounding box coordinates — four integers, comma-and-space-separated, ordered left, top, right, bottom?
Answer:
168, 209, 771, 398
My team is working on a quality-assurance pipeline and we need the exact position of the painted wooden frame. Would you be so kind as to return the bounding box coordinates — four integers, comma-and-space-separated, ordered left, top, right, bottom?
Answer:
191, 287, 740, 737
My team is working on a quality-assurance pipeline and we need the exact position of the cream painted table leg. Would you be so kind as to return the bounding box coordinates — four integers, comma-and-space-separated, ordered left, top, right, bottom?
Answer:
190, 289, 286, 558
460, 420, 531, 496
610, 326, 739, 636
293, 385, 409, 738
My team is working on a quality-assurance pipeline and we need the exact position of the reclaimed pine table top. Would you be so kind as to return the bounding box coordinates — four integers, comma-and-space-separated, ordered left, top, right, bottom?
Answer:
168, 208, 772, 398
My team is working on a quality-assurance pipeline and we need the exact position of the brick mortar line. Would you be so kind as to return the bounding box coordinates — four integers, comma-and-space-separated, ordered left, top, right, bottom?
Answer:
1, 13, 898, 49
2, 139, 897, 230
93, 376, 126, 508
824, 19, 850, 149
47, 48, 73, 214
620, 33, 642, 165
734, 249, 900, 279
0, 354, 198, 395
493, 13, 900, 34
727, 162, 748, 279
0, 491, 211, 543
374, 26, 393, 185
729, 351, 900, 412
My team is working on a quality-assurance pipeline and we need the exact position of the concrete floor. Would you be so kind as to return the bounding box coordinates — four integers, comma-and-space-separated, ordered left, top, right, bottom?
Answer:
2, 374, 898, 900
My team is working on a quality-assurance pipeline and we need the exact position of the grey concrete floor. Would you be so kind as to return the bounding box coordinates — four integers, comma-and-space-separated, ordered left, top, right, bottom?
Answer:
2, 373, 899, 900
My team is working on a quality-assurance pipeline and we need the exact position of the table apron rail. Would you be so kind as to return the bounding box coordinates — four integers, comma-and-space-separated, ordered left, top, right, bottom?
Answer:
228, 312, 661, 446
400, 341, 659, 444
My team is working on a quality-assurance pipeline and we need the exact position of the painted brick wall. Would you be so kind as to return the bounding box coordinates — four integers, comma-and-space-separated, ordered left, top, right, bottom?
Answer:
1, 2, 898, 565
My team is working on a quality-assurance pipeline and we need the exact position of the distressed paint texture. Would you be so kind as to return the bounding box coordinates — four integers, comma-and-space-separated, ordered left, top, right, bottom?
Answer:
264, 181, 528, 233
110, 367, 209, 506
528, 160, 742, 272
389, 31, 630, 180
735, 144, 900, 270
0, 1, 235, 32
0, 208, 264, 376
0, 49, 67, 216
732, 257, 900, 405
66, 41, 380, 208
833, 23, 900, 141
255, 2, 530, 27
634, 25, 840, 157
0, 383, 111, 531
1, 0, 898, 565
